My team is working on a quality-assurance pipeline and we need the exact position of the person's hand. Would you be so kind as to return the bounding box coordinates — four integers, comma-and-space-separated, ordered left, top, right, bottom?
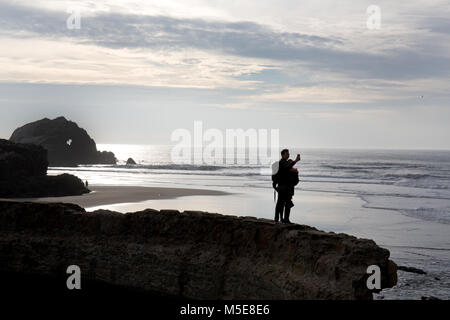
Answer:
295, 154, 301, 162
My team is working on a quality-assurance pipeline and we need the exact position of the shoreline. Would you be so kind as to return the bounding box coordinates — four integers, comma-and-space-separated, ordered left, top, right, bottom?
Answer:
1, 182, 448, 299
0, 185, 229, 208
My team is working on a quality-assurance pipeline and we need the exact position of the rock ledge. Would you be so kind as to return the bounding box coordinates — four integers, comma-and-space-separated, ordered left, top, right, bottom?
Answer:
0, 201, 397, 299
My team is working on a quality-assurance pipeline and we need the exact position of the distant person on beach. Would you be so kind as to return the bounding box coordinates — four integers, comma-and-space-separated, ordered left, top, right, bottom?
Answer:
85, 180, 88, 188
272, 149, 300, 223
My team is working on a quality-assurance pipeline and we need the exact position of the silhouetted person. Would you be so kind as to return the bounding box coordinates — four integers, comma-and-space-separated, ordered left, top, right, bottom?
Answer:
273, 149, 300, 223
85, 180, 88, 188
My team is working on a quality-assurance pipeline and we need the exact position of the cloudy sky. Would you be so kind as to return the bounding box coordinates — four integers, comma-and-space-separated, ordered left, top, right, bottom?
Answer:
0, 0, 449, 149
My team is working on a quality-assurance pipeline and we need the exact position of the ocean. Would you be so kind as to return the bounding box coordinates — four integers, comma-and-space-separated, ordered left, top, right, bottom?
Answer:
48, 145, 450, 299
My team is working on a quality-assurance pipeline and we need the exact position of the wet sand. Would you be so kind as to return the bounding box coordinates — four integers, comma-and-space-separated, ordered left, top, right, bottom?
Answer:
1, 185, 229, 208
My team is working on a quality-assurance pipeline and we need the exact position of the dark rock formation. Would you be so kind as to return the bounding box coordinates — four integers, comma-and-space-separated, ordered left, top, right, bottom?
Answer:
398, 265, 427, 275
0, 173, 88, 197
0, 201, 397, 299
10, 117, 116, 166
0, 139, 89, 197
421, 296, 440, 300
126, 157, 137, 165
98, 151, 116, 164
0, 139, 48, 179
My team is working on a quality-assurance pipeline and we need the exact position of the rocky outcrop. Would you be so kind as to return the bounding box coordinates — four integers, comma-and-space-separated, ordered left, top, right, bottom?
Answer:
98, 151, 116, 164
10, 117, 116, 166
0, 139, 89, 197
421, 296, 440, 300
0, 173, 88, 197
126, 157, 137, 165
398, 266, 427, 275
0, 201, 397, 299
0, 139, 48, 179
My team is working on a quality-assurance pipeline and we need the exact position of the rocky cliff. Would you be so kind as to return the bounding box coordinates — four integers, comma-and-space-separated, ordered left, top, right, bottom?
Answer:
0, 201, 397, 299
0, 139, 89, 197
10, 117, 116, 166
0, 138, 48, 180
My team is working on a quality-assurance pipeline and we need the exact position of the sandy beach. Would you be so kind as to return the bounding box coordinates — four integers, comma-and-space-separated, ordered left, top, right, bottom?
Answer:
2, 185, 229, 209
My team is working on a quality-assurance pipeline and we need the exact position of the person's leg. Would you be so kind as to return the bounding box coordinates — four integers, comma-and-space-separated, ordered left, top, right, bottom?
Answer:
277, 188, 289, 222
280, 200, 286, 222
283, 194, 294, 223
283, 204, 291, 223
275, 198, 284, 222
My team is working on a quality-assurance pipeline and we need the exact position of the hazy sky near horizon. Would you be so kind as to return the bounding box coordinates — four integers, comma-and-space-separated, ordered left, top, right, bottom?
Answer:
0, 0, 449, 149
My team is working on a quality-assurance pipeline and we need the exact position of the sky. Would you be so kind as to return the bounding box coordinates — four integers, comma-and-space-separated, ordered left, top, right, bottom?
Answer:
0, 0, 449, 149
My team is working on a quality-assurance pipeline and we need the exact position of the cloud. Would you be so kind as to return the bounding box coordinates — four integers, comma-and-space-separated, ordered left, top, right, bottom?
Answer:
0, 2, 339, 49
1, 1, 450, 82
421, 16, 450, 35
0, 0, 449, 109
249, 86, 384, 104
0, 36, 274, 88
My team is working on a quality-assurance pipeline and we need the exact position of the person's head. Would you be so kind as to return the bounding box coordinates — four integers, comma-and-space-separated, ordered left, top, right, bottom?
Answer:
281, 149, 289, 160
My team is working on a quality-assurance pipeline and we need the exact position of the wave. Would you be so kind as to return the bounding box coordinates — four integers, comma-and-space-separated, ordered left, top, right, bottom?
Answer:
118, 164, 226, 171
319, 163, 425, 170
382, 173, 445, 180
49, 162, 450, 190
50, 166, 264, 177
401, 208, 450, 224
53, 163, 261, 171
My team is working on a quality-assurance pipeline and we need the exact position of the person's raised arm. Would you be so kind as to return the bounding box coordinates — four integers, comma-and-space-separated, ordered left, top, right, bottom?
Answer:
281, 154, 301, 170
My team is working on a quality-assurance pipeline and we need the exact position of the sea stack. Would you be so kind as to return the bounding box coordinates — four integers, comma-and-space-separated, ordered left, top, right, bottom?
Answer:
0, 139, 89, 197
10, 117, 116, 166
126, 157, 137, 165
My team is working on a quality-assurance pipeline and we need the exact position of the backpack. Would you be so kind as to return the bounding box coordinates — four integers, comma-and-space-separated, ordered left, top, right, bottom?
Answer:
271, 162, 281, 185
289, 169, 300, 186
271, 161, 300, 186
